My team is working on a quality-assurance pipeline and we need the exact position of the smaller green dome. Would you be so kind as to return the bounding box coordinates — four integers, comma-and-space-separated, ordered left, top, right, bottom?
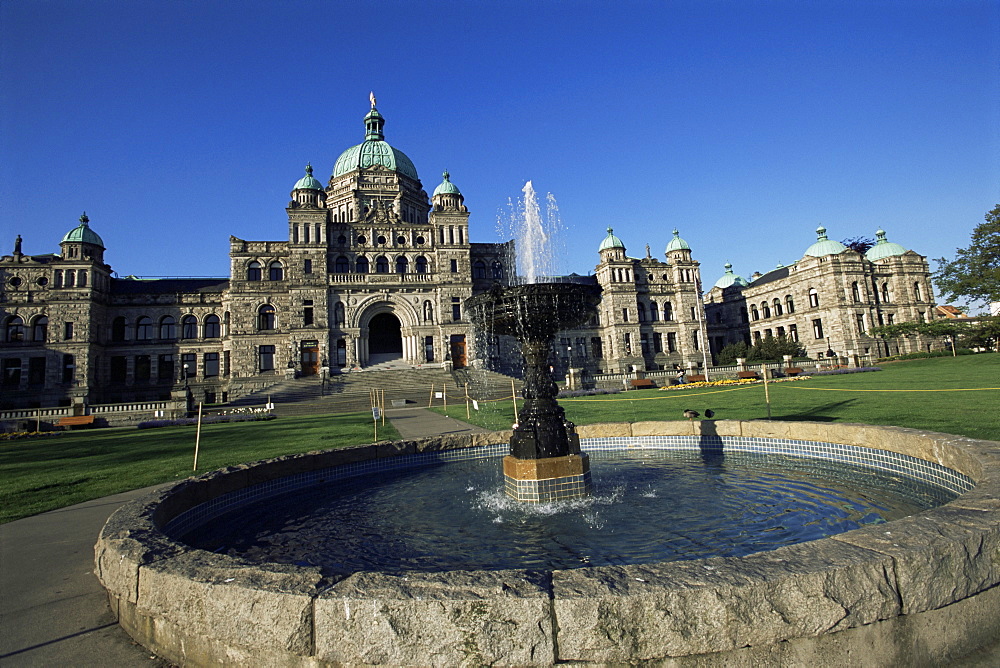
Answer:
293, 163, 323, 191
61, 212, 105, 248
804, 226, 847, 257
599, 227, 625, 251
865, 228, 908, 261
714, 262, 748, 289
433, 170, 462, 196
665, 228, 690, 253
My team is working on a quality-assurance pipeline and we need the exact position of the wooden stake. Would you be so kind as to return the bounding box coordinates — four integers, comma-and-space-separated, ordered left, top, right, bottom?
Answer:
465, 383, 470, 419
762, 365, 771, 419
428, 383, 434, 408
443, 384, 447, 414
192, 402, 203, 471
381, 389, 386, 426
512, 379, 518, 421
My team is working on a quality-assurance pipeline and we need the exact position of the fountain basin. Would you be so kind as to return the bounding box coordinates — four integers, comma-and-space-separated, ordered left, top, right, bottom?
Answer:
95, 420, 1000, 666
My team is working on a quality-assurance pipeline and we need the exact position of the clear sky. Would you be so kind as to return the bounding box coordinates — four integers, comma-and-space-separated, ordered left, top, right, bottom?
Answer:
2, 0, 997, 297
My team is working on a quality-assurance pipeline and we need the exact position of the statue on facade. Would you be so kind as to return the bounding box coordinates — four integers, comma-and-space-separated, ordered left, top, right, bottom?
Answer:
14, 235, 22, 255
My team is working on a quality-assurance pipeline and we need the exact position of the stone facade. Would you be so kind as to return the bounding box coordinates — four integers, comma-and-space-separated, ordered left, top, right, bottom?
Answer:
0, 102, 938, 410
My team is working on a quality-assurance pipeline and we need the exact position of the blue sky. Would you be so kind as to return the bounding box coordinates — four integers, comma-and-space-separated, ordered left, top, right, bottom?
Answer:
2, 0, 997, 297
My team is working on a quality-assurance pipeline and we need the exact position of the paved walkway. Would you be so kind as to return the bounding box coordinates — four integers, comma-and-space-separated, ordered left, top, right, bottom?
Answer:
0, 409, 482, 667
2, 409, 996, 666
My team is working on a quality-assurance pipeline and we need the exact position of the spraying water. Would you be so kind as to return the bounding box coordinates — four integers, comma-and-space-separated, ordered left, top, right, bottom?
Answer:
497, 181, 565, 283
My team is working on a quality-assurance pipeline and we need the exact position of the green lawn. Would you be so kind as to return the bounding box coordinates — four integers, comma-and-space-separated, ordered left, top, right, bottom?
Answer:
0, 412, 397, 524
435, 354, 1000, 441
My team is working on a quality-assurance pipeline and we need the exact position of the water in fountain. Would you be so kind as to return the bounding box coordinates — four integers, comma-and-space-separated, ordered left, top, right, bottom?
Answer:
497, 180, 566, 284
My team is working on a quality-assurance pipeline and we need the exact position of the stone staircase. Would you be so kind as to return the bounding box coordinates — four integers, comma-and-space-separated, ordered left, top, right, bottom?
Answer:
228, 366, 522, 417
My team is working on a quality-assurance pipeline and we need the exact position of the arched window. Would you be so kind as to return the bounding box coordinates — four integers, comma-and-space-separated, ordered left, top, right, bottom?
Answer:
914, 282, 922, 301
786, 295, 795, 313
751, 305, 760, 321
136, 317, 153, 340
761, 302, 770, 318
808, 288, 819, 308
6, 316, 24, 342
257, 304, 276, 330
375, 255, 389, 273
247, 261, 262, 281
66, 271, 76, 288
112, 317, 127, 342
356, 256, 369, 274
773, 298, 782, 316
637, 303, 646, 322
416, 256, 428, 274
492, 261, 504, 279
335, 256, 350, 273
395, 256, 408, 274
423, 300, 434, 323
32, 316, 48, 342
851, 282, 861, 302
268, 261, 283, 281
473, 261, 487, 279
159, 316, 176, 340
333, 302, 345, 327
663, 301, 673, 321
649, 302, 659, 321
78, 270, 88, 287
180, 315, 197, 339
204, 314, 221, 339
881, 282, 890, 302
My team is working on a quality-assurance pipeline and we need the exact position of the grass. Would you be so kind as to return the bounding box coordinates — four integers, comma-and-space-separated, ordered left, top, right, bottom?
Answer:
433, 354, 1000, 441
0, 412, 397, 524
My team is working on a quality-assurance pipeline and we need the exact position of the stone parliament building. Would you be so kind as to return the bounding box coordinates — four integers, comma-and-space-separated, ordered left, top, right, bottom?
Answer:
0, 100, 938, 411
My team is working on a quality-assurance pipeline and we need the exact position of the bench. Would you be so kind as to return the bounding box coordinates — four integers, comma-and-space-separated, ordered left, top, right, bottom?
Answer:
737, 371, 761, 380
687, 374, 707, 383
783, 367, 804, 376
630, 379, 656, 389
57, 415, 96, 429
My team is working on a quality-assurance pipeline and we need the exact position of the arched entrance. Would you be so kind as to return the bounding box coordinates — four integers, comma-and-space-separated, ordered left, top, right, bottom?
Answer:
367, 312, 403, 364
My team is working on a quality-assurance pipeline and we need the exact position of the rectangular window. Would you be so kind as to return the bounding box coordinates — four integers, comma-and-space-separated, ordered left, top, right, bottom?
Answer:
776, 326, 785, 338
62, 354, 74, 383
158, 354, 174, 380
135, 355, 151, 381
259, 345, 275, 372
181, 353, 196, 377
693, 330, 700, 350
224, 350, 231, 376
856, 314, 866, 335
28, 356, 46, 384
452, 297, 461, 321
304, 306, 314, 326
789, 324, 798, 342
812, 318, 824, 339
204, 352, 219, 378
754, 331, 762, 344
110, 356, 127, 383
640, 333, 649, 354
424, 335, 434, 362
591, 337, 603, 359
887, 313, 895, 325
64, 322, 74, 340
667, 332, 677, 353
304, 259, 312, 274
624, 333, 632, 354
653, 332, 663, 353
450, 259, 458, 273
3, 358, 22, 387
690, 306, 696, 320
622, 308, 629, 322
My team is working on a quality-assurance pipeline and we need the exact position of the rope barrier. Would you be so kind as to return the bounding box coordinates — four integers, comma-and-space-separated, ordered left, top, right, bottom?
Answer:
784, 386, 1000, 393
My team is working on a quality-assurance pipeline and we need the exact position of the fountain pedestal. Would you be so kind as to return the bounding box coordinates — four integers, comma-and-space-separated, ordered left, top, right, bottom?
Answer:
466, 282, 600, 502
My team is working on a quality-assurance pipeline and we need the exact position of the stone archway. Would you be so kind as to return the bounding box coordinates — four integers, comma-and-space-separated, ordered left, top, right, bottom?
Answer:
367, 312, 403, 363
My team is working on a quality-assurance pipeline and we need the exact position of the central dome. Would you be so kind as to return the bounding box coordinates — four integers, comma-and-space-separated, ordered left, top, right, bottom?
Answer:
332, 105, 418, 180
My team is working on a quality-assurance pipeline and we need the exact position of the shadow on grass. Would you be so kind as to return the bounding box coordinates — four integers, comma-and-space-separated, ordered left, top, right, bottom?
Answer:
767, 398, 859, 422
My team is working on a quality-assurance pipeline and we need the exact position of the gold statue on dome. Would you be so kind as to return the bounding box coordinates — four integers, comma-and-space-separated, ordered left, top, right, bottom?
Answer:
370, 91, 377, 108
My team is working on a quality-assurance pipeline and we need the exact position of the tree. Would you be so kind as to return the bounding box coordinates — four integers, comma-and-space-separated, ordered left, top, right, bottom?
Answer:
934, 204, 1000, 311
842, 236, 875, 254
871, 316, 1000, 355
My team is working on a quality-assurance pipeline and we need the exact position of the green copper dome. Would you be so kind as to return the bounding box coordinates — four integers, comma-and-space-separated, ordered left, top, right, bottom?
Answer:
432, 170, 461, 196
599, 227, 625, 251
865, 229, 908, 261
332, 104, 419, 180
804, 226, 847, 257
60, 213, 105, 248
714, 262, 749, 289
293, 163, 323, 191
665, 228, 690, 253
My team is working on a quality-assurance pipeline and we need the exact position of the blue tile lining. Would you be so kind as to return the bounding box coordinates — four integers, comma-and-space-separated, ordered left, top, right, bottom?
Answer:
163, 437, 975, 538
